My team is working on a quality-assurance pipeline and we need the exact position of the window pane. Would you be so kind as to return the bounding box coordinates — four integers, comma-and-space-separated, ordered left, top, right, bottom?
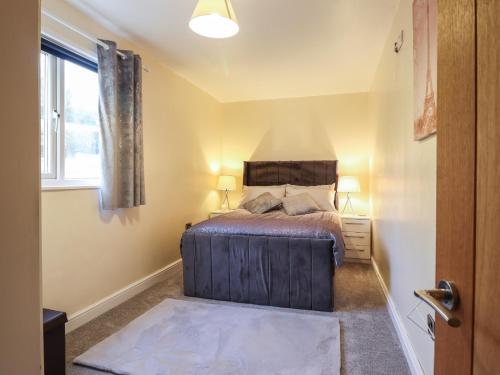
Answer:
40, 52, 53, 176
64, 60, 100, 180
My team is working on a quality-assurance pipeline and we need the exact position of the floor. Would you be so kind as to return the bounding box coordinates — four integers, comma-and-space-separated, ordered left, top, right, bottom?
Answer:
66, 262, 411, 375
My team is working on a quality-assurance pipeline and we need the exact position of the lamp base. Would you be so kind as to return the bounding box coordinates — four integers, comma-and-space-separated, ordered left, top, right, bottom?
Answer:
220, 189, 231, 210
341, 193, 356, 215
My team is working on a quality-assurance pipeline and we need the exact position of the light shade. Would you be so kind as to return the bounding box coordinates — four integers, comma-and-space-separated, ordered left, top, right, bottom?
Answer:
216, 175, 236, 191
337, 176, 361, 193
189, 0, 239, 39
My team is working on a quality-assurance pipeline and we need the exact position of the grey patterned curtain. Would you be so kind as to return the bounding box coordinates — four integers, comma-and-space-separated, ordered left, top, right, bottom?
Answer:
97, 40, 145, 210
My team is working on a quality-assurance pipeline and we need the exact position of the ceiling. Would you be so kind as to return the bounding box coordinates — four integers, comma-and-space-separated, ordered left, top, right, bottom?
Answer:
66, 0, 399, 102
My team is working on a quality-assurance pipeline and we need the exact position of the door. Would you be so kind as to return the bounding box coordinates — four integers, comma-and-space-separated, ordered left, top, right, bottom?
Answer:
432, 1, 500, 374
473, 1, 500, 373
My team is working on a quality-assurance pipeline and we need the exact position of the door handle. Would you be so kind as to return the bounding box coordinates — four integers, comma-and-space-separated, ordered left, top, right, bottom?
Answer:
414, 280, 461, 327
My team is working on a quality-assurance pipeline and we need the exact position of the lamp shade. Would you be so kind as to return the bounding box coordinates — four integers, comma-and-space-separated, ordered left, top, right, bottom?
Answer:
189, 0, 239, 39
216, 175, 236, 191
337, 176, 361, 193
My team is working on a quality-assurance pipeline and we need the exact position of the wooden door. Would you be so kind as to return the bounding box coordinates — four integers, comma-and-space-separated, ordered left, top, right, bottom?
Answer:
435, 0, 500, 374
435, 0, 476, 373
473, 0, 500, 373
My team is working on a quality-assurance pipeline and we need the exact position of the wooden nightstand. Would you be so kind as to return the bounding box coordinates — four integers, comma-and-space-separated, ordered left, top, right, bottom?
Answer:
341, 215, 371, 262
209, 209, 235, 219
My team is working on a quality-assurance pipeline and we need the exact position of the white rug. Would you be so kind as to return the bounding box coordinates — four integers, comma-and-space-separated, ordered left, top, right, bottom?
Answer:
74, 298, 340, 375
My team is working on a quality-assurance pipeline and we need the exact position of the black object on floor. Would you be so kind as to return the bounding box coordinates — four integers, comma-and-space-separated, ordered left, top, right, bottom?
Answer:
43, 308, 68, 375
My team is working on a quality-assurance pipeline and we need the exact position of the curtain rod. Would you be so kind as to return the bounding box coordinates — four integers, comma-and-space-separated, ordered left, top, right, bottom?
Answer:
41, 9, 150, 73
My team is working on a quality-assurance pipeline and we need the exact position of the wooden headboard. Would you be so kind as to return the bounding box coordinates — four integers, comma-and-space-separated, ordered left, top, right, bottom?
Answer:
243, 160, 339, 207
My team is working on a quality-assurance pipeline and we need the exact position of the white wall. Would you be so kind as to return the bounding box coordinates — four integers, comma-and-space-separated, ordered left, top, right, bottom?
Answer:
370, 1, 436, 374
0, 0, 43, 373
40, 8, 378, 318
221, 93, 375, 214
40, 9, 438, 375
41, 0, 223, 317
38, 0, 386, 319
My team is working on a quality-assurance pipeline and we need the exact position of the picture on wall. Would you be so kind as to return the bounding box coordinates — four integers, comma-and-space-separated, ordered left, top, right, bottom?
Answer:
413, 0, 437, 141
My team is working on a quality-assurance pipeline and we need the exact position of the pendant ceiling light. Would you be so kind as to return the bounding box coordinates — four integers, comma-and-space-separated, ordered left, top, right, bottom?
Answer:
189, 0, 239, 39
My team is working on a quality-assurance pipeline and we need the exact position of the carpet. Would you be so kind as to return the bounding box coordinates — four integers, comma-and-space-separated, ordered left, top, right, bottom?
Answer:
74, 298, 341, 375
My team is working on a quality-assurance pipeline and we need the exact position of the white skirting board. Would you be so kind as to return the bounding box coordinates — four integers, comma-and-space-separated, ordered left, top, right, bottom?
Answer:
371, 258, 426, 375
65, 259, 182, 333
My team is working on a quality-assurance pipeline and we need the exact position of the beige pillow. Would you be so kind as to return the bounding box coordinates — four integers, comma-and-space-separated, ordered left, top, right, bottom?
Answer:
285, 185, 336, 211
243, 192, 282, 214
282, 193, 320, 216
238, 185, 286, 208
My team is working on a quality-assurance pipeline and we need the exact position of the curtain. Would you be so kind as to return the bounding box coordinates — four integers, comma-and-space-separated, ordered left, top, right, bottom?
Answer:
97, 40, 145, 210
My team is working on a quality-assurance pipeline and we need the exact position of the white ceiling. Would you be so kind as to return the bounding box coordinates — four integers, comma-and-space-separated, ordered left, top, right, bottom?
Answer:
66, 0, 399, 102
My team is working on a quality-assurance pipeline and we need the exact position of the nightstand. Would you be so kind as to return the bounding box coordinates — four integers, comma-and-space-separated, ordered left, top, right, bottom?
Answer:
209, 209, 235, 219
341, 215, 371, 262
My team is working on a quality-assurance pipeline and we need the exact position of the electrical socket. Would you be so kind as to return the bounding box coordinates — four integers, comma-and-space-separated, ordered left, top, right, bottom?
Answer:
427, 314, 435, 339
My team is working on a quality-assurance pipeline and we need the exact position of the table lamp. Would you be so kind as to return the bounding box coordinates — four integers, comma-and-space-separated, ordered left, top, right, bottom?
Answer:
216, 175, 236, 211
337, 176, 361, 215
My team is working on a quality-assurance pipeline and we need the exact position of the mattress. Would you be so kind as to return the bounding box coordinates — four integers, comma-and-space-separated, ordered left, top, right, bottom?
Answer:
186, 209, 344, 266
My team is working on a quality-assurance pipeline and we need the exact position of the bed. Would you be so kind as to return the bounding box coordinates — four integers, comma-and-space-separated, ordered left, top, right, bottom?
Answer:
180, 160, 344, 312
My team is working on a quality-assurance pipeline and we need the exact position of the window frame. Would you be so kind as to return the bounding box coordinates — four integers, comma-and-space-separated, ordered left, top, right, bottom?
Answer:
40, 51, 58, 180
40, 38, 101, 190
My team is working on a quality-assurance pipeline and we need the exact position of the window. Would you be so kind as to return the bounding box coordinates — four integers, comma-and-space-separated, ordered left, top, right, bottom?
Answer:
40, 39, 100, 188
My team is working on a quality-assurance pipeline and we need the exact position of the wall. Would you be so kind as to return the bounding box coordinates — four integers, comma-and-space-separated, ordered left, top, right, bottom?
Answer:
221, 93, 375, 214
41, 5, 377, 316
42, 0, 377, 322
41, 0, 222, 317
0, 0, 43, 373
370, 1, 436, 374
40, 11, 436, 375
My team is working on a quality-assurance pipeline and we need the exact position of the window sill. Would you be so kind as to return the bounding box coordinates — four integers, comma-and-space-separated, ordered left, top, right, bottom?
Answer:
42, 180, 101, 191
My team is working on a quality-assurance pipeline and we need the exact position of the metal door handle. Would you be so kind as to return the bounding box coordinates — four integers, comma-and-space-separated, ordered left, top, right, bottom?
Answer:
414, 280, 461, 327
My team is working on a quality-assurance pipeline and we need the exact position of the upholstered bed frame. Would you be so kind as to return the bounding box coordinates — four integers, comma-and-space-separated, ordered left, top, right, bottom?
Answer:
181, 160, 339, 312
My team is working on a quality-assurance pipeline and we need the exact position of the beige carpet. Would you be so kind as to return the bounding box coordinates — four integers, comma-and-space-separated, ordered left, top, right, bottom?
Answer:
74, 298, 341, 375
66, 263, 411, 375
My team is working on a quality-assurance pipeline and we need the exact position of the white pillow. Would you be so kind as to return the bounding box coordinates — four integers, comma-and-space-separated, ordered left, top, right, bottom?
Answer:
285, 184, 336, 211
238, 185, 286, 208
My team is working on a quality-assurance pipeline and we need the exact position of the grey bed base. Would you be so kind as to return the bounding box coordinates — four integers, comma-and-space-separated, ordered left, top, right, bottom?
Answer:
181, 232, 335, 312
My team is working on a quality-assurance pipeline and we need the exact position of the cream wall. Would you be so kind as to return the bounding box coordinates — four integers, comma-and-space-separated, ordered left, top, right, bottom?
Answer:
41, 11, 437, 375
0, 0, 42, 373
41, 0, 222, 317
41, 5, 377, 316
371, 1, 436, 374
221, 94, 375, 214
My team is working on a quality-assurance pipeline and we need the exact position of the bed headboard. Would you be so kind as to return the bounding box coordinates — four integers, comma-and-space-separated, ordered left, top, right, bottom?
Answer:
243, 160, 338, 187
243, 160, 339, 208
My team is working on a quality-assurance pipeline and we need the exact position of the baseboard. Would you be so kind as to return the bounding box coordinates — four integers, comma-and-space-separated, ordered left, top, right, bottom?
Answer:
371, 258, 425, 375
65, 259, 182, 333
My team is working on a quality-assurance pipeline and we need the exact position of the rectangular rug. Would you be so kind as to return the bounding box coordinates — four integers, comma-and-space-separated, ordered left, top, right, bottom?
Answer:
74, 298, 340, 375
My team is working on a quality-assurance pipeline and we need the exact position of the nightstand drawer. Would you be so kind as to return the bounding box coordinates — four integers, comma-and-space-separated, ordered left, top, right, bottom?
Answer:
341, 218, 370, 233
345, 245, 370, 260
343, 231, 370, 247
